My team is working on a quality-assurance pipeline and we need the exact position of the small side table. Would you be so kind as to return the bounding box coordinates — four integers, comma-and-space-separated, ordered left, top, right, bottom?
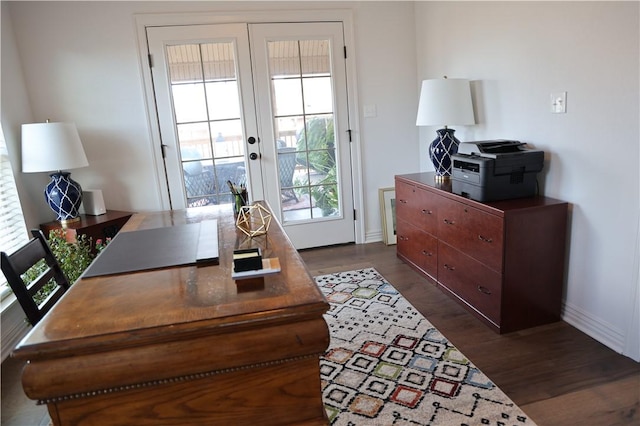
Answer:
40, 210, 134, 253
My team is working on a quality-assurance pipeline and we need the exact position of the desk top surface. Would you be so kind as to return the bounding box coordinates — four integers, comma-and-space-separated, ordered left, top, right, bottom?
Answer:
14, 203, 328, 360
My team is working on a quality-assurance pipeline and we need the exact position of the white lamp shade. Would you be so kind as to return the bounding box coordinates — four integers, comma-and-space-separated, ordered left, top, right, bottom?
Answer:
416, 78, 476, 127
22, 122, 89, 173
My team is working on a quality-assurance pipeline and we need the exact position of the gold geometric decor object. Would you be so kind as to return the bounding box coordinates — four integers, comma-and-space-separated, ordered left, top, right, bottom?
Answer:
235, 203, 272, 237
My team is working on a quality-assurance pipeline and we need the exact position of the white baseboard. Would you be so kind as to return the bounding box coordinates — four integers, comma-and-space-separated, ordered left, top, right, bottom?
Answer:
365, 230, 383, 244
561, 300, 626, 355
1, 297, 30, 362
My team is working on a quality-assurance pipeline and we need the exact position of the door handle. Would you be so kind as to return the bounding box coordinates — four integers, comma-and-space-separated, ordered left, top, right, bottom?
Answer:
249, 152, 259, 160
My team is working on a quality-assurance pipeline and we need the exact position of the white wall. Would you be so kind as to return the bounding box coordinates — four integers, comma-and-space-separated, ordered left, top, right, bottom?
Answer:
350, 2, 419, 236
3, 0, 419, 242
415, 1, 639, 360
1, 1, 39, 229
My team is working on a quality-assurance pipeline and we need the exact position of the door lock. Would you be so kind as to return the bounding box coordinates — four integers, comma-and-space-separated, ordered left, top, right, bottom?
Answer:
249, 152, 259, 160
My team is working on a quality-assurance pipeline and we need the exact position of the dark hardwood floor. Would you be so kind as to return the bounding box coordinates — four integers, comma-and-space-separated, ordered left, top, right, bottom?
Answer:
300, 243, 640, 426
2, 242, 638, 425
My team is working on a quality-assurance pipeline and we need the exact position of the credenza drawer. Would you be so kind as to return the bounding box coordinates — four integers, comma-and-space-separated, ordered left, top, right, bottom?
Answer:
437, 197, 503, 272
396, 180, 438, 235
438, 242, 502, 325
397, 219, 437, 280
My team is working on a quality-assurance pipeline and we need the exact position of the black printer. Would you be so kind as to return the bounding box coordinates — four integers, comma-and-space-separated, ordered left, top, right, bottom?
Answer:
451, 140, 544, 202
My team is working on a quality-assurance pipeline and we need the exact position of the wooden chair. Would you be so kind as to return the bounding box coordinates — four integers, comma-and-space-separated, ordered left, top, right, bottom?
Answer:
1, 229, 70, 326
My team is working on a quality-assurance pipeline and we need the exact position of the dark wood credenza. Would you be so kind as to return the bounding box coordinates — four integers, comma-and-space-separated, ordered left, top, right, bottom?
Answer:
40, 210, 134, 253
395, 172, 568, 334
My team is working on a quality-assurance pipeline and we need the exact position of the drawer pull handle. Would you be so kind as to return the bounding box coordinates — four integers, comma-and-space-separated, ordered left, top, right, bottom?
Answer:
421, 250, 432, 257
478, 235, 493, 243
422, 209, 433, 215
443, 264, 455, 271
399, 236, 408, 241
477, 285, 492, 295
443, 219, 455, 225
399, 199, 408, 204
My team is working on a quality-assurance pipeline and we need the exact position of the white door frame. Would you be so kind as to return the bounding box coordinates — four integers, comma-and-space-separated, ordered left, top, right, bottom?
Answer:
135, 9, 364, 244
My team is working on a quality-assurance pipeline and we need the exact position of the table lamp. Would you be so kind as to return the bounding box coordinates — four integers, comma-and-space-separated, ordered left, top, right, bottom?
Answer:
22, 121, 89, 224
416, 77, 475, 180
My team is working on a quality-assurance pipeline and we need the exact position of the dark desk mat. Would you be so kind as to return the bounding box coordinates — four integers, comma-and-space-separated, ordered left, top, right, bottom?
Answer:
83, 220, 218, 278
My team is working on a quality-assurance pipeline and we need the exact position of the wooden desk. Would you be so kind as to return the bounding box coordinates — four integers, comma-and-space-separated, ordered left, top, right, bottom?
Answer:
14, 203, 330, 425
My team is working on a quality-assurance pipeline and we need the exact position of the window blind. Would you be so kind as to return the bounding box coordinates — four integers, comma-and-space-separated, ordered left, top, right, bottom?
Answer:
0, 127, 29, 297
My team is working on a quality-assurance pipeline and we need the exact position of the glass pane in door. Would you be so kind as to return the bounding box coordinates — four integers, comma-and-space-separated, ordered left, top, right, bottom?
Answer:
267, 40, 339, 222
167, 43, 246, 208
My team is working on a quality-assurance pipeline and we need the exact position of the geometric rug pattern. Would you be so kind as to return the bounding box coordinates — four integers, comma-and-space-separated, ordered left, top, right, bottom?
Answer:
316, 268, 537, 426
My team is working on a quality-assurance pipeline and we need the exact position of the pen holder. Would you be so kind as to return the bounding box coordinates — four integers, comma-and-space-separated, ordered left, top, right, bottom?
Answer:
233, 190, 248, 218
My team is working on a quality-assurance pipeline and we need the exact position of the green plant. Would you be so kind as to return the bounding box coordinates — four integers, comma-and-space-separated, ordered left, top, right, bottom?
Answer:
296, 117, 336, 174
47, 230, 95, 284
20, 230, 98, 305
296, 117, 339, 214
310, 168, 339, 216
21, 260, 55, 306
95, 237, 111, 253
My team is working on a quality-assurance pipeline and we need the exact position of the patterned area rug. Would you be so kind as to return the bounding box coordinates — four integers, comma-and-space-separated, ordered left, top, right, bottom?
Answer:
316, 268, 537, 426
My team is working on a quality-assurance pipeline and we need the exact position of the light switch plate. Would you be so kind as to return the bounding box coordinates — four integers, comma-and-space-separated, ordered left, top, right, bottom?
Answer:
363, 104, 377, 118
551, 92, 567, 113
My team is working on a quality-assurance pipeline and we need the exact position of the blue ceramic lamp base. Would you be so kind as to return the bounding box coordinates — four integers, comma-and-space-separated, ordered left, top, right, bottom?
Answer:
429, 128, 460, 180
45, 171, 83, 224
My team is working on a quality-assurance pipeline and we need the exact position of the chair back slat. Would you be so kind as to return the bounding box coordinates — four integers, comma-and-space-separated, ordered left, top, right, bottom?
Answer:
3, 239, 48, 277
26, 268, 56, 296
1, 229, 71, 326
38, 286, 67, 316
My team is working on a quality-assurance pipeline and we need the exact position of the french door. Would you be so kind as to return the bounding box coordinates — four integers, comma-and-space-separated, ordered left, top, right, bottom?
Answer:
146, 22, 355, 249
